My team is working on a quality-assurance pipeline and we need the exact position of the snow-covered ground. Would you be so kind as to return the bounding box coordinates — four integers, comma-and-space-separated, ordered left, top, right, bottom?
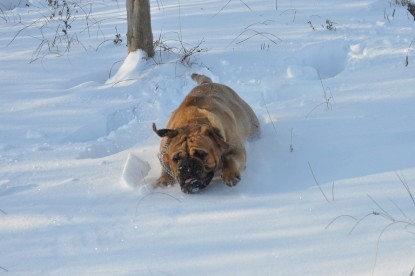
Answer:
1, 0, 415, 274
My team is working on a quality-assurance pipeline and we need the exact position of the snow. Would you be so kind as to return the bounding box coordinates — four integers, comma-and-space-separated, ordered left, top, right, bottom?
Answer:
1, 0, 415, 274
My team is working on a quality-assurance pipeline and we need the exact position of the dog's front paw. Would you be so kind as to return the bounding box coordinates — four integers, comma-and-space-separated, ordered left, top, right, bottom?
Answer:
221, 170, 241, 187
156, 173, 175, 187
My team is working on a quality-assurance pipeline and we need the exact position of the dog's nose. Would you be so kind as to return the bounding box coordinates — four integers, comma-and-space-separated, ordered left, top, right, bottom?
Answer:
179, 158, 204, 180
179, 159, 195, 175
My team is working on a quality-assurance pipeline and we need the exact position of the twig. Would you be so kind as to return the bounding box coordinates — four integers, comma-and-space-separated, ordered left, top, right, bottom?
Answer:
307, 21, 315, 31
179, 39, 208, 66
95, 39, 113, 51
238, 0, 252, 11
308, 162, 330, 203
213, 0, 252, 17
326, 175, 415, 274
227, 21, 281, 48
405, 38, 415, 67
396, 171, 415, 206
8, 17, 43, 46
390, 199, 413, 223
318, 71, 334, 108
109, 78, 139, 87
153, 30, 208, 66
260, 92, 278, 138
367, 194, 395, 222
135, 191, 182, 215
0, 6, 10, 23
305, 72, 333, 118
372, 220, 411, 276
108, 60, 122, 79
236, 30, 281, 45
325, 214, 357, 230
324, 19, 337, 31
349, 211, 379, 234
155, 0, 164, 11
279, 9, 297, 22
289, 128, 294, 152
305, 102, 329, 118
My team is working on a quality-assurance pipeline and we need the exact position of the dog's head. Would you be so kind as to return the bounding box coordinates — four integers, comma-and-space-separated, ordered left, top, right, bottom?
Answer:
153, 123, 229, 194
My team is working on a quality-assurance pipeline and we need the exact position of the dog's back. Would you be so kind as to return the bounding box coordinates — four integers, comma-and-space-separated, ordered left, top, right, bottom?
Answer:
189, 73, 260, 140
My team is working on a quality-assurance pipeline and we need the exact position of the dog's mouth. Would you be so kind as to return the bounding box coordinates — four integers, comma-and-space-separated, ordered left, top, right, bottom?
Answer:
177, 158, 214, 194
181, 172, 214, 194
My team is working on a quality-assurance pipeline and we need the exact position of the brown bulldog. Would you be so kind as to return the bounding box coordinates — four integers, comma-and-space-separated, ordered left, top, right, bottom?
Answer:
153, 73, 260, 194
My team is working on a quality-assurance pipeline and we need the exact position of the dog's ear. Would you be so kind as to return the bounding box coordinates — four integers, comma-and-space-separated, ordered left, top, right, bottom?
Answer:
209, 127, 229, 150
152, 123, 179, 138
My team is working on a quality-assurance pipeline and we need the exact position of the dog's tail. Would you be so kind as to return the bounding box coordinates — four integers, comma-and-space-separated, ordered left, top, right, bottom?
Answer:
191, 73, 212, 85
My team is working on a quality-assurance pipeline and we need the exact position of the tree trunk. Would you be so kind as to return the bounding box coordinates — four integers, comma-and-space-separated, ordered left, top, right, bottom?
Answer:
126, 0, 154, 57
409, 2, 415, 21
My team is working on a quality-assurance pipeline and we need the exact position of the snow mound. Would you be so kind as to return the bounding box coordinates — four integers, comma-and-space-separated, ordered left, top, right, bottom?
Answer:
106, 51, 145, 86
299, 41, 349, 79
120, 153, 151, 189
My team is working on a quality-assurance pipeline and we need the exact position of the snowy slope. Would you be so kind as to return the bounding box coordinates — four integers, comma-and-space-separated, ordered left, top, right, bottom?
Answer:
1, 0, 415, 275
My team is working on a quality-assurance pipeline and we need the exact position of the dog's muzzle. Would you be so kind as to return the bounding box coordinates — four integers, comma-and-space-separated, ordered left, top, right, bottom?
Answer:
178, 157, 214, 194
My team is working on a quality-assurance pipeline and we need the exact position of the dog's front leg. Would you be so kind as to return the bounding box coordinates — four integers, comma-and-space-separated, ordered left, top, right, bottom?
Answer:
221, 146, 246, 187
156, 171, 175, 186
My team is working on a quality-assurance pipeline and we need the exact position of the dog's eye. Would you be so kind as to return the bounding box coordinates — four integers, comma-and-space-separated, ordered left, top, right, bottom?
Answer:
193, 150, 207, 160
173, 154, 181, 163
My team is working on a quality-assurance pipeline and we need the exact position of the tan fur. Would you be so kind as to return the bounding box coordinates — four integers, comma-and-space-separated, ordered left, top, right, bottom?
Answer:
154, 73, 260, 190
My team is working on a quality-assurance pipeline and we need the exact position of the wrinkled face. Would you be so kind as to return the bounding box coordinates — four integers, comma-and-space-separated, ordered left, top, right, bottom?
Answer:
155, 124, 228, 194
